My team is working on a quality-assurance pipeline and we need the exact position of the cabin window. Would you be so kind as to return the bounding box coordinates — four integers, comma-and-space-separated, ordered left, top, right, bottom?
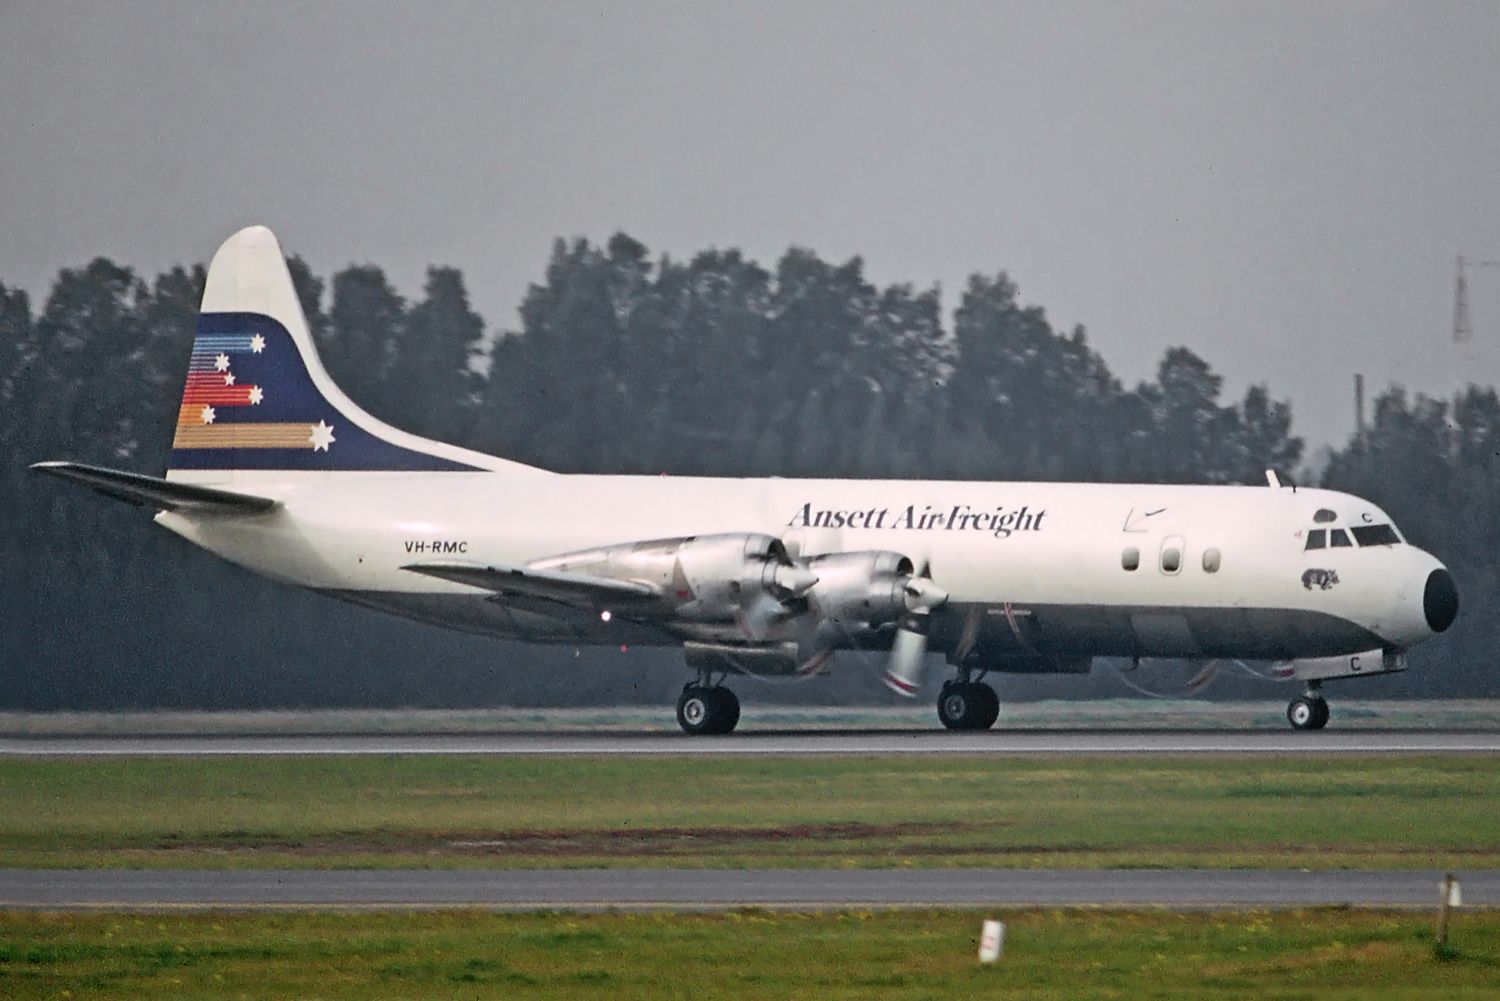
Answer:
1352, 524, 1401, 547
1202, 548, 1221, 573
1160, 536, 1184, 575
1313, 509, 1337, 523
1330, 529, 1353, 548
1305, 529, 1327, 551
1121, 547, 1140, 571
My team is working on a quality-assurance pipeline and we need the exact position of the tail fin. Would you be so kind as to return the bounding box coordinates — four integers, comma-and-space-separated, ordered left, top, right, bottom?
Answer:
168, 225, 543, 478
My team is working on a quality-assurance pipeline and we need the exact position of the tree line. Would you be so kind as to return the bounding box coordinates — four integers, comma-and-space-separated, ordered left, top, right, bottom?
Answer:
0, 235, 1492, 708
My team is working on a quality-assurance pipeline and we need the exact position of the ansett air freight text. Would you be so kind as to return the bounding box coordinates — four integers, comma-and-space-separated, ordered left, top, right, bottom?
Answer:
786, 502, 1046, 538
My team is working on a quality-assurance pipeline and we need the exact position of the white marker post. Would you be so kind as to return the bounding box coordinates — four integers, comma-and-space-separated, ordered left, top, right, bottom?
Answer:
978, 919, 1004, 963
1437, 873, 1462, 947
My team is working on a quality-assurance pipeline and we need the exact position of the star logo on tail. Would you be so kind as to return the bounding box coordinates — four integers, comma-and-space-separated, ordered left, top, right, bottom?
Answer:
309, 420, 336, 452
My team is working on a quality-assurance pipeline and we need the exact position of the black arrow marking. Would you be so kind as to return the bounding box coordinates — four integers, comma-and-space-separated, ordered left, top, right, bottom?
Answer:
1123, 507, 1168, 532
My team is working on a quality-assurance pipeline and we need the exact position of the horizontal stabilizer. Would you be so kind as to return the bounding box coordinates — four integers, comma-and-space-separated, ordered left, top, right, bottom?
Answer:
30, 461, 277, 514
402, 560, 660, 608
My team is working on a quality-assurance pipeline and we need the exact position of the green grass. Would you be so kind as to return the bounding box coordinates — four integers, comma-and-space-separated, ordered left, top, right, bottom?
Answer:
2, 755, 1497, 869
3, 909, 1499, 999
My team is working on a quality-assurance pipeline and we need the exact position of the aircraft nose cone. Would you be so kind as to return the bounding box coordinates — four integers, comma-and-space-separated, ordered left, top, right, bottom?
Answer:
1424, 568, 1458, 633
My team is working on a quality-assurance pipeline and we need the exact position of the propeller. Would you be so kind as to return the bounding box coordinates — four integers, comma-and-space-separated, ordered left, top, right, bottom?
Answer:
737, 559, 818, 641
788, 610, 853, 676
882, 563, 949, 697
1184, 659, 1219, 695
737, 591, 791, 641
771, 562, 819, 598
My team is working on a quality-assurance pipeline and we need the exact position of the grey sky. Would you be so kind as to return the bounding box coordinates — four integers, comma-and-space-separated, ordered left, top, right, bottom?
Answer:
3, 1, 1498, 448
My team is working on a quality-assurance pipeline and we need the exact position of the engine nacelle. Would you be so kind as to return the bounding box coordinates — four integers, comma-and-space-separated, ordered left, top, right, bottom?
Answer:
674, 533, 814, 622
684, 641, 807, 676
529, 533, 815, 625
805, 551, 915, 626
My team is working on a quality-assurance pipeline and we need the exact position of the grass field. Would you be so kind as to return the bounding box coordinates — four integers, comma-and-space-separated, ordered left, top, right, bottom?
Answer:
3, 908, 1499, 1000
3, 755, 1496, 869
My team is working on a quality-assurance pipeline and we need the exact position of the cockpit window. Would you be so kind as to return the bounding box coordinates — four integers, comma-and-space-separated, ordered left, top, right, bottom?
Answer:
1330, 529, 1353, 548
1352, 524, 1401, 547
1304, 529, 1326, 551
1313, 509, 1337, 523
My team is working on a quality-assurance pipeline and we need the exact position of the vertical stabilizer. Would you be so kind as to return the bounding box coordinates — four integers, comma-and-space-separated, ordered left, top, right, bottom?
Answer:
168, 225, 544, 478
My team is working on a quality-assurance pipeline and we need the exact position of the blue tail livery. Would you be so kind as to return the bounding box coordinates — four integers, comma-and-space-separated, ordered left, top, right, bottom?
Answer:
167, 225, 541, 475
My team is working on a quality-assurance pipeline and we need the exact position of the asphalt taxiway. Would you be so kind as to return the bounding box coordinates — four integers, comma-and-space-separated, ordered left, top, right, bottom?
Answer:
3, 868, 1495, 911
3, 729, 1499, 756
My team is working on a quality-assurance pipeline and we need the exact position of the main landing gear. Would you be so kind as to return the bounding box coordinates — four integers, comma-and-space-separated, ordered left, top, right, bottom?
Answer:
1287, 682, 1330, 731
937, 679, 1000, 731
676, 682, 741, 735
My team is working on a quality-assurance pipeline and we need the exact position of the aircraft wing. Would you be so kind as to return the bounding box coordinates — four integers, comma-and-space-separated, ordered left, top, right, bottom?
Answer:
31, 461, 277, 514
401, 560, 663, 610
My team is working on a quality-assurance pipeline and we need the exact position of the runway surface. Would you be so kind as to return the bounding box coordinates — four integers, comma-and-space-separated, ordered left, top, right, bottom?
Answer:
3, 729, 1500, 756
3, 868, 1496, 911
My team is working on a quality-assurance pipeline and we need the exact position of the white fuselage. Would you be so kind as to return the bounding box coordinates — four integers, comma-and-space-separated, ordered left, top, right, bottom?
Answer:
157, 471, 1444, 665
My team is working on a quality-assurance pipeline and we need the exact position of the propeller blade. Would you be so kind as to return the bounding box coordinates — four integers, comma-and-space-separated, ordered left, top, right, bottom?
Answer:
795, 647, 835, 677
884, 557, 945, 697
737, 592, 786, 642
1184, 660, 1219, 695
882, 612, 930, 697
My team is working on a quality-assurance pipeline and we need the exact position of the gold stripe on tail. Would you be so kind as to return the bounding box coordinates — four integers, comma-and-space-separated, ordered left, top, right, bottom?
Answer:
172, 423, 315, 450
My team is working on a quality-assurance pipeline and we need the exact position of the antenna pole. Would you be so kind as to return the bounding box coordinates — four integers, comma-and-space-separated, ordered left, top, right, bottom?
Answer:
1354, 373, 1365, 440
1453, 256, 1472, 345
1450, 253, 1500, 423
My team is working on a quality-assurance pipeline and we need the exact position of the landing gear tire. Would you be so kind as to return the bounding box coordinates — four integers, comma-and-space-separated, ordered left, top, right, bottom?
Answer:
712, 686, 741, 733
1287, 695, 1329, 731
938, 682, 999, 731
974, 684, 1000, 729
677, 684, 740, 735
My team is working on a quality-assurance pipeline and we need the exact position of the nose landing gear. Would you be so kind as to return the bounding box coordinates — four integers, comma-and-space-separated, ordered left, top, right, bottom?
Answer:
1287, 683, 1330, 731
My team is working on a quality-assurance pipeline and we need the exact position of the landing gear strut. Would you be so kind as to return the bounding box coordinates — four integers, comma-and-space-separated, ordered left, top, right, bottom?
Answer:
1287, 682, 1330, 731
676, 681, 741, 735
937, 678, 1000, 731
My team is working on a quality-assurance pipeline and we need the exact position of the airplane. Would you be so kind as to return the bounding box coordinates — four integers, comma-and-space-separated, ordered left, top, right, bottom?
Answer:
32, 226, 1459, 734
